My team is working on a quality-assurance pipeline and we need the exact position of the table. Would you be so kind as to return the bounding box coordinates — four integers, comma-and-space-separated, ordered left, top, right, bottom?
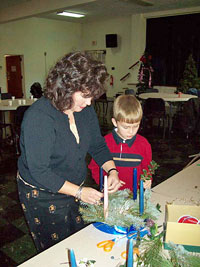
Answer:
0, 98, 36, 111
0, 98, 36, 137
138, 93, 198, 137
151, 159, 200, 224
18, 159, 200, 267
138, 92, 197, 102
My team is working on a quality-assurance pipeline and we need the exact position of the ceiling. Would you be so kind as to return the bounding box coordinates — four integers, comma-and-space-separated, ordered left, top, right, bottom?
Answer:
1, 0, 200, 24
0, 0, 28, 9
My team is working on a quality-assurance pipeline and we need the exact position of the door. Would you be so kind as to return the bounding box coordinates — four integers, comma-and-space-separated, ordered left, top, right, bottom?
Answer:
6, 55, 23, 98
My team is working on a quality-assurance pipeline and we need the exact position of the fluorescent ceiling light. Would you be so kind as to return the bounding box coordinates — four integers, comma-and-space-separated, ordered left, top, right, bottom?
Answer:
57, 11, 85, 18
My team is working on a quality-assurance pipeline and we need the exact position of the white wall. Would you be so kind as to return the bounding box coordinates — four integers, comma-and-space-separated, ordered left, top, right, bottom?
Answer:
82, 16, 133, 97
0, 17, 82, 97
0, 15, 146, 98
1, 6, 198, 98
82, 14, 148, 97
130, 14, 146, 84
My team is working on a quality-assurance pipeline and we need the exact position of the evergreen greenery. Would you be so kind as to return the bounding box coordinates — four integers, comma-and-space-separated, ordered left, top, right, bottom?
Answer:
138, 232, 172, 267
137, 235, 200, 267
79, 189, 160, 229
178, 54, 200, 93
80, 161, 160, 229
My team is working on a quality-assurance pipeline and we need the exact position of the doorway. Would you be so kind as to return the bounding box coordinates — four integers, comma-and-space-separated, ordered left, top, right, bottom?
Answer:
5, 55, 24, 98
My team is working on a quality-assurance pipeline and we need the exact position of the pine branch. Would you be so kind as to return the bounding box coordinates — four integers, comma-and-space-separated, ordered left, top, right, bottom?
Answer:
138, 233, 172, 267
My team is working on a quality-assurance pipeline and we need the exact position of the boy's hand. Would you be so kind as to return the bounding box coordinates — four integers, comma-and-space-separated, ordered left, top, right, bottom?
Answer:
143, 179, 152, 189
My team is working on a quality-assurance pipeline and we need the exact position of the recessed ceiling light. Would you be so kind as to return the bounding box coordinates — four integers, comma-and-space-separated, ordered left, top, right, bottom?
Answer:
57, 11, 85, 18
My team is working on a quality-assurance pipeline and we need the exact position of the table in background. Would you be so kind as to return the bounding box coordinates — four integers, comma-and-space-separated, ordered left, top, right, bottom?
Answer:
0, 98, 36, 124
0, 98, 36, 111
138, 92, 197, 103
18, 159, 200, 267
138, 93, 198, 137
0, 98, 36, 138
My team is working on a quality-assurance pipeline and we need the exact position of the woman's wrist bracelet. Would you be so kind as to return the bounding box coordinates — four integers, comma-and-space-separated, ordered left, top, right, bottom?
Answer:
75, 185, 83, 202
107, 168, 119, 176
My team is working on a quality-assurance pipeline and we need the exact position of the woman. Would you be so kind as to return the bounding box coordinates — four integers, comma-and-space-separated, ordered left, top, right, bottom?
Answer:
17, 52, 123, 252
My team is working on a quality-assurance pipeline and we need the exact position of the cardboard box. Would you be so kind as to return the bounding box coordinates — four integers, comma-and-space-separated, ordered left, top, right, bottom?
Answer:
164, 204, 200, 253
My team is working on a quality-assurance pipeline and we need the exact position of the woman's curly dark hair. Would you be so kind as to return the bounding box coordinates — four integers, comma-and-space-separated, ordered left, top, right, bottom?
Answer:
44, 51, 109, 111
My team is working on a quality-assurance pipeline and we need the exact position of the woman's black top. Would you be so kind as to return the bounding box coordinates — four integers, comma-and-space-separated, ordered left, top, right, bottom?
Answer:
18, 97, 111, 193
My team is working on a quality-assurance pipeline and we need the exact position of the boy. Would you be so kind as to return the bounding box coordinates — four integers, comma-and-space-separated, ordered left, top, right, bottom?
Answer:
88, 94, 152, 191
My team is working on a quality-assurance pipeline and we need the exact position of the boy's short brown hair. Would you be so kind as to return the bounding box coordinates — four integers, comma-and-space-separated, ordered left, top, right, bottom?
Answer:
113, 95, 143, 123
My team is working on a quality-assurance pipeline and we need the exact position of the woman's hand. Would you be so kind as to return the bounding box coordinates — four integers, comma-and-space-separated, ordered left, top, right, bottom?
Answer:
107, 171, 125, 193
81, 187, 103, 205
58, 181, 103, 205
101, 161, 125, 193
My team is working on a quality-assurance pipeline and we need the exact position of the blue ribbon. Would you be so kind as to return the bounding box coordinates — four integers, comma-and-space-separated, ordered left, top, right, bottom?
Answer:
93, 222, 148, 239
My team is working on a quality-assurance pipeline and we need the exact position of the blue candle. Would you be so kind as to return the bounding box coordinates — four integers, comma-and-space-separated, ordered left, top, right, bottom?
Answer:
139, 179, 144, 215
99, 167, 103, 191
69, 249, 77, 267
133, 168, 137, 200
127, 238, 134, 267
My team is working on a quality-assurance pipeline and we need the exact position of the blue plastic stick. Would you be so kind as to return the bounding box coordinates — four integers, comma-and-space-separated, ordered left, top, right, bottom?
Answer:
139, 180, 144, 215
69, 249, 77, 267
100, 167, 103, 191
127, 238, 134, 267
133, 168, 137, 200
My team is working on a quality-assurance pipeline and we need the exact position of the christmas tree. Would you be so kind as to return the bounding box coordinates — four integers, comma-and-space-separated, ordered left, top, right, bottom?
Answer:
136, 51, 154, 95
178, 54, 200, 93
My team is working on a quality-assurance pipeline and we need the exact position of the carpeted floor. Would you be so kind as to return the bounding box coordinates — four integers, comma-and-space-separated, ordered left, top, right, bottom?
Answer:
0, 108, 199, 266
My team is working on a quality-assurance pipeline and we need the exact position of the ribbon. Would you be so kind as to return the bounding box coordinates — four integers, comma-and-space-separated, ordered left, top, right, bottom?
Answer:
149, 71, 152, 88
139, 66, 144, 82
93, 222, 148, 239
139, 65, 154, 88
